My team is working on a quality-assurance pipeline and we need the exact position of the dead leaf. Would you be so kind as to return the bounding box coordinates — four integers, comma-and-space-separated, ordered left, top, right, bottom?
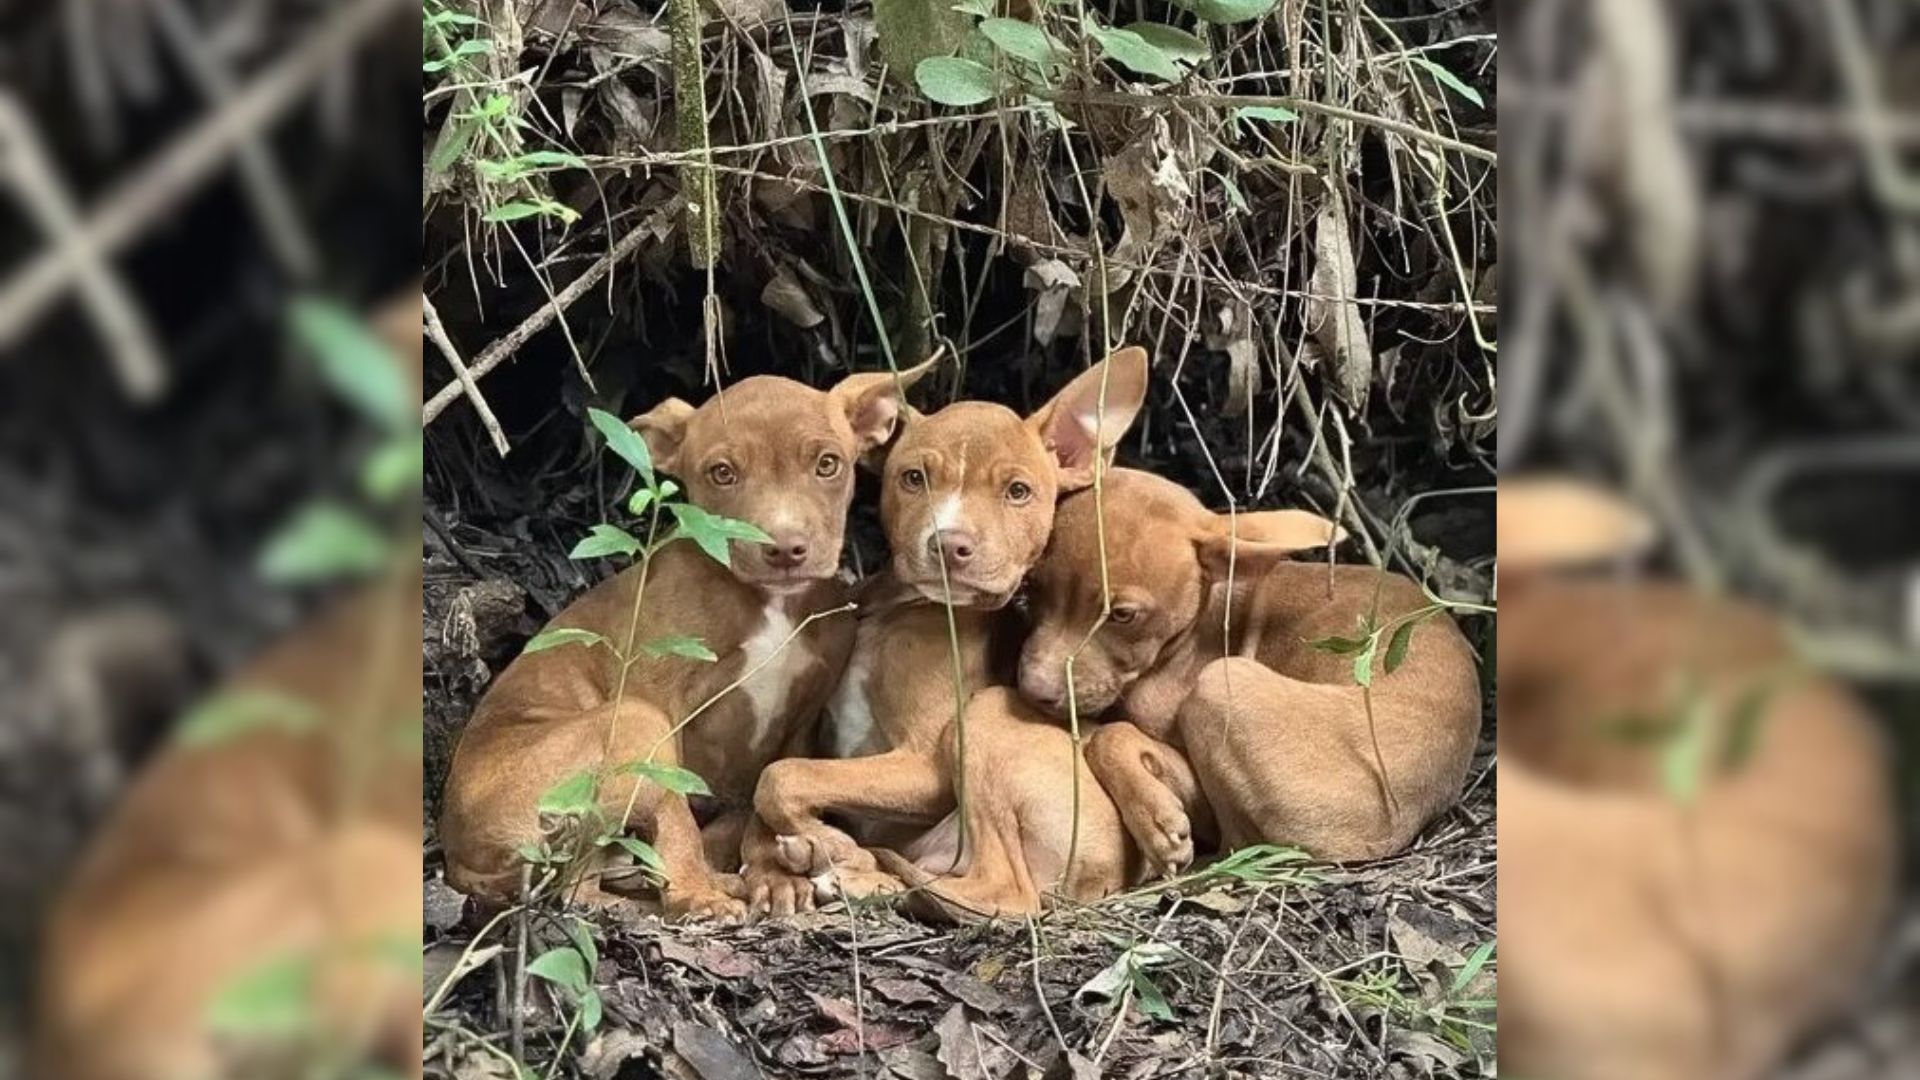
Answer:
880, 1045, 949, 1080
1387, 909, 1463, 971
1184, 888, 1248, 915
940, 971, 1008, 1015
581, 1, 672, 61
579, 1029, 653, 1080
1102, 118, 1193, 291
933, 1004, 1016, 1080
809, 991, 918, 1054
671, 1022, 760, 1080
1025, 259, 1082, 346
1305, 196, 1374, 409
1042, 1050, 1101, 1080
870, 976, 942, 1006
1203, 302, 1261, 418
761, 264, 826, 329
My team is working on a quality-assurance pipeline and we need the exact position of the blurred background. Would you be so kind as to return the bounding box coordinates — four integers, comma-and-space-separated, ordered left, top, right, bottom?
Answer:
0, 0, 418, 1075
1500, 0, 1918, 1077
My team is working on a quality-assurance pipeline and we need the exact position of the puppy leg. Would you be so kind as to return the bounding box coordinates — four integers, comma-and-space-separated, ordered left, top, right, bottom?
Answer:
1084, 722, 1214, 877
739, 816, 819, 917
754, 749, 951, 875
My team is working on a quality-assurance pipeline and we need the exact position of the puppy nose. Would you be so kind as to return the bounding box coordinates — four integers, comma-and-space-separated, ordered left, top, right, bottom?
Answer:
1019, 669, 1065, 713
761, 533, 811, 569
928, 528, 977, 566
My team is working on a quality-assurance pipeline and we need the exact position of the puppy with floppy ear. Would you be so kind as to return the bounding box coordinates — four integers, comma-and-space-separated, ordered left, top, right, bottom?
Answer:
439, 365, 935, 921
1015, 468, 1480, 877
1499, 477, 1894, 1080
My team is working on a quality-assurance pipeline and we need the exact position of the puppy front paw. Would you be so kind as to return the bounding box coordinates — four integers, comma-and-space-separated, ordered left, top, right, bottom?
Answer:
774, 828, 870, 876
743, 868, 816, 918
661, 880, 748, 922
813, 866, 907, 903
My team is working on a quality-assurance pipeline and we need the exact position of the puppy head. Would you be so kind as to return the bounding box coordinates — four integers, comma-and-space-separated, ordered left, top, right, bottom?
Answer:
880, 346, 1149, 607
630, 364, 933, 589
1017, 469, 1343, 718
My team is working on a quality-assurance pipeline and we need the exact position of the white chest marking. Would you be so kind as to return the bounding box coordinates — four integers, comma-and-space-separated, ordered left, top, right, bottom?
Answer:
739, 603, 812, 741
825, 621, 884, 758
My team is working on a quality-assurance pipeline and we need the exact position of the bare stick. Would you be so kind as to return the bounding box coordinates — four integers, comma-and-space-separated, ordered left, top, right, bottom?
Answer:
0, 95, 165, 400
422, 294, 511, 457
0, 0, 404, 354
151, 0, 319, 280
423, 221, 655, 425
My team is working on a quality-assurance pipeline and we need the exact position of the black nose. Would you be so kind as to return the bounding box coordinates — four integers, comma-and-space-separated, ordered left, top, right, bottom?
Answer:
928, 528, 977, 566
762, 535, 810, 569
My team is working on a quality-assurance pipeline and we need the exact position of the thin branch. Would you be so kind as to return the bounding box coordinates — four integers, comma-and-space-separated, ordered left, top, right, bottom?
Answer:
422, 294, 512, 457
0, 0, 405, 357
423, 220, 655, 425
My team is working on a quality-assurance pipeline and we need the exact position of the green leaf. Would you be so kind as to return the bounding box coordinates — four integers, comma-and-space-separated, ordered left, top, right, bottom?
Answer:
616, 759, 713, 797
423, 38, 493, 72
579, 987, 604, 1031
951, 0, 993, 14
979, 18, 1061, 65
1450, 939, 1496, 996
1306, 633, 1371, 655
1382, 609, 1439, 675
259, 503, 389, 583
565, 919, 599, 970
641, 634, 718, 662
668, 503, 773, 566
588, 407, 655, 484
206, 952, 313, 1036
1352, 636, 1378, 688
515, 149, 588, 169
527, 947, 590, 996
428, 117, 478, 176
1721, 675, 1784, 772
538, 770, 600, 817
1090, 26, 1185, 81
1169, 0, 1275, 24
1130, 967, 1174, 1021
483, 201, 547, 223
523, 627, 610, 655
1409, 55, 1484, 108
1659, 689, 1713, 806
599, 835, 668, 876
1121, 22, 1210, 65
915, 57, 998, 107
175, 690, 319, 747
291, 298, 410, 433
362, 436, 423, 502
627, 488, 654, 516
1232, 104, 1298, 127
570, 523, 642, 560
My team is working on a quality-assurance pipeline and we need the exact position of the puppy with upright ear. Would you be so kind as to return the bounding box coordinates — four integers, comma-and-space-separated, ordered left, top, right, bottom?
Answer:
825, 353, 945, 471
1193, 509, 1347, 579
1025, 346, 1151, 491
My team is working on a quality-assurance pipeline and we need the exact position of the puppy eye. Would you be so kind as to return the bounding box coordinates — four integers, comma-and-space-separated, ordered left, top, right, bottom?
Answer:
1109, 605, 1139, 625
900, 468, 927, 492
816, 453, 843, 479
708, 462, 738, 486
1006, 480, 1033, 504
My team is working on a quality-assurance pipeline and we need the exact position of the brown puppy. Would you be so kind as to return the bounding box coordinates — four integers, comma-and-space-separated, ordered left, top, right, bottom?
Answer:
1019, 468, 1480, 872
1498, 479, 1895, 1080
751, 349, 1149, 898
438, 366, 928, 919
37, 291, 424, 1080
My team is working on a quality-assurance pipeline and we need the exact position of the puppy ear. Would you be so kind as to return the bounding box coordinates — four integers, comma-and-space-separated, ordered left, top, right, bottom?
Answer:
1026, 346, 1150, 492
1193, 509, 1345, 579
628, 398, 696, 476
1498, 477, 1655, 576
829, 353, 943, 451
859, 404, 926, 473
